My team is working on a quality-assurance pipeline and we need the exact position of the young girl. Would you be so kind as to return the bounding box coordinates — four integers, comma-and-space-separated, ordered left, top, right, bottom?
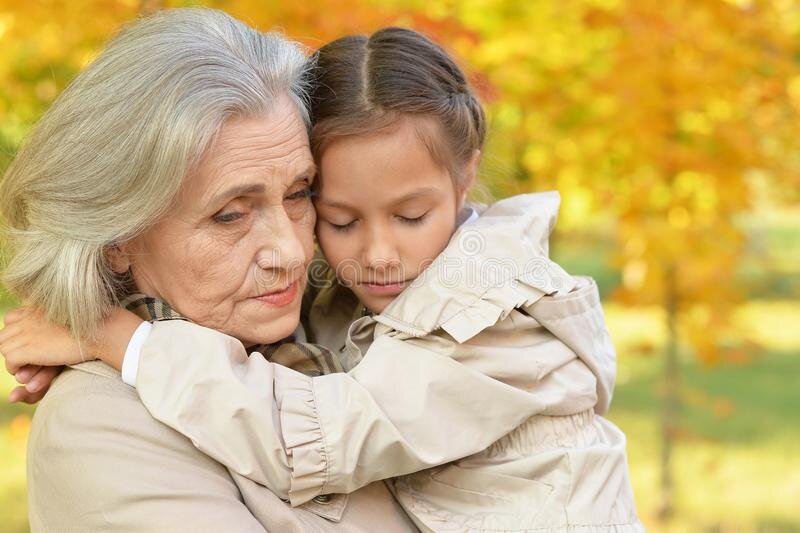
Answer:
2, 28, 642, 532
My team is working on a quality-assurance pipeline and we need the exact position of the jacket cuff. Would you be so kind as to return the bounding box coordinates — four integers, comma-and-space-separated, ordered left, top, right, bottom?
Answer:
121, 321, 153, 387
274, 365, 329, 506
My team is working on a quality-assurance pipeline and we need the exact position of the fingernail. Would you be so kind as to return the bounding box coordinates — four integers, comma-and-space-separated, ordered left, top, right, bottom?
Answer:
26, 381, 42, 393
15, 370, 32, 384
9, 390, 21, 403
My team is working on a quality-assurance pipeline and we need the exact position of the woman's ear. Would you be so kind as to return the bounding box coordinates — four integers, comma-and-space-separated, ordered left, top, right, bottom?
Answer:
105, 243, 132, 274
457, 149, 481, 209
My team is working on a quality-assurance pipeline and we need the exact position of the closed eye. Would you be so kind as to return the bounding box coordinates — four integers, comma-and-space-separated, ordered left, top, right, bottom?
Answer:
286, 187, 317, 201
398, 213, 428, 225
213, 211, 245, 224
328, 220, 356, 232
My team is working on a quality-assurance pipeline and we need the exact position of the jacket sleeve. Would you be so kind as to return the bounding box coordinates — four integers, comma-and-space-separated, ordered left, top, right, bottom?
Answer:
135, 320, 546, 506
525, 276, 618, 414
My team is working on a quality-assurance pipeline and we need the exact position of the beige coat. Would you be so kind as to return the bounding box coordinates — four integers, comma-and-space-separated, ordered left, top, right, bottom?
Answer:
26, 358, 417, 531
124, 192, 643, 531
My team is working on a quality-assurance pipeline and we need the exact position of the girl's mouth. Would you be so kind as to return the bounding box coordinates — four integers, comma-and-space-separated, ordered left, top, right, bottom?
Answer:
359, 280, 408, 296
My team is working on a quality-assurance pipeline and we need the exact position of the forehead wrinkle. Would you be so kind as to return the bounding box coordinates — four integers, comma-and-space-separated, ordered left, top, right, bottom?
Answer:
210, 105, 309, 164
209, 128, 311, 184
212, 145, 302, 182
213, 133, 304, 172
195, 156, 314, 216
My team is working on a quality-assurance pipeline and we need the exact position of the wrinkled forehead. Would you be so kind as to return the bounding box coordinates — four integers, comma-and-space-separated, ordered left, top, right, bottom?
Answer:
179, 99, 314, 207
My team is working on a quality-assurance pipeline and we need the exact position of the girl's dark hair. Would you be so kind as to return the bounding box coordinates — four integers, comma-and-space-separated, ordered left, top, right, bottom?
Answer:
310, 27, 486, 188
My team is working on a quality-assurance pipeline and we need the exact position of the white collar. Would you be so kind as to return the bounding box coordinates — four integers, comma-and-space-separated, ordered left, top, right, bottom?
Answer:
457, 206, 479, 227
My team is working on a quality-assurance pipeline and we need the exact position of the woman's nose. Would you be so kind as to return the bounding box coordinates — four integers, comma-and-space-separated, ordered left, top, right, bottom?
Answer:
254, 212, 309, 277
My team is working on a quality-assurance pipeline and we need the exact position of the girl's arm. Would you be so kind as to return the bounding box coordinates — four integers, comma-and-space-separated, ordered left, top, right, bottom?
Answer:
1, 308, 543, 506
132, 319, 544, 506
0, 306, 142, 401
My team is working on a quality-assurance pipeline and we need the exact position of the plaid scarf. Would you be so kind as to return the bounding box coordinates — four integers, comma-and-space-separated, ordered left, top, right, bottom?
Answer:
119, 293, 346, 377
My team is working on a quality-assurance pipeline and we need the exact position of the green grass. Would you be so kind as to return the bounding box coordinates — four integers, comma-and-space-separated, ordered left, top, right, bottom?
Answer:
604, 302, 800, 532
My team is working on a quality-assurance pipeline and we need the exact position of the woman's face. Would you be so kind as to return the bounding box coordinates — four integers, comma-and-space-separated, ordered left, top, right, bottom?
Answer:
119, 95, 316, 345
315, 118, 465, 314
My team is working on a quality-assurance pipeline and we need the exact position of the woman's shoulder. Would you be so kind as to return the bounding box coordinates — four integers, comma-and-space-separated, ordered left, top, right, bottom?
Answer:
29, 363, 199, 458
34, 362, 138, 412
27, 364, 247, 531
31, 362, 215, 447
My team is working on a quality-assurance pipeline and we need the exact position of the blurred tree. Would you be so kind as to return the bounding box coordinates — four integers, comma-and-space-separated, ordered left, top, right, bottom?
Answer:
0, 1, 152, 170
581, 0, 798, 519
428, 0, 800, 520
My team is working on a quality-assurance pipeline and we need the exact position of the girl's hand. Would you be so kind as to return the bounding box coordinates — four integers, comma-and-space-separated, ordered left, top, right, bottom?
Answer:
1, 306, 145, 400
0, 307, 89, 374
7, 365, 62, 403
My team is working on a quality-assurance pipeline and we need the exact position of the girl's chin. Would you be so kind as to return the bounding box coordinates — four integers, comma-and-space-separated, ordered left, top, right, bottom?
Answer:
359, 295, 390, 315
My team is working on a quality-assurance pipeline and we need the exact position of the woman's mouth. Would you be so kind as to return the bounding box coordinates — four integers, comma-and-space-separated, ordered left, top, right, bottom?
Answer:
253, 280, 300, 307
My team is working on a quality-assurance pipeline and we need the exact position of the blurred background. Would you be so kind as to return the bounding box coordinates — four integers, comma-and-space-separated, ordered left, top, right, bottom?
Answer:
1, 0, 798, 531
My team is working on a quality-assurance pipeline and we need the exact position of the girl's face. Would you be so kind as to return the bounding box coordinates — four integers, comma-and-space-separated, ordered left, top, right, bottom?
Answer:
315, 118, 469, 314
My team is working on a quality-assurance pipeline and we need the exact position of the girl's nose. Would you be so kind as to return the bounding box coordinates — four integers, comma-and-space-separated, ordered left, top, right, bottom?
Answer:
363, 231, 402, 271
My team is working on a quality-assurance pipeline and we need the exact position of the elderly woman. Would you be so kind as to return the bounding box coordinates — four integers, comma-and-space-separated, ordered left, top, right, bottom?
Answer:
2, 8, 547, 532
0, 9, 419, 531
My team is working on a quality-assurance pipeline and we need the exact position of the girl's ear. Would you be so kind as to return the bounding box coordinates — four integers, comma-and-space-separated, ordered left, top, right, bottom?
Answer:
105, 243, 132, 274
457, 149, 481, 209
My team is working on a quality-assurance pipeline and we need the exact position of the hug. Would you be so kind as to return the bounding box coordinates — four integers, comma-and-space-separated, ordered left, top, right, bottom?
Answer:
0, 7, 643, 532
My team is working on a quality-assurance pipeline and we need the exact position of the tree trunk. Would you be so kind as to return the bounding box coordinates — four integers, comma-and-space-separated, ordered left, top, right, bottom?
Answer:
658, 265, 679, 521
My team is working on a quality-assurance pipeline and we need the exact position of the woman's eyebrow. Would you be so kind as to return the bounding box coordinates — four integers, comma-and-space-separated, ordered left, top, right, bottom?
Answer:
208, 183, 265, 207
296, 163, 317, 182
206, 164, 315, 208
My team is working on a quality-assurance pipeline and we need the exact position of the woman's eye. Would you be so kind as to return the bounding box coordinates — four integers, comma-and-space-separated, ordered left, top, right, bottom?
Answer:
285, 187, 316, 201
213, 211, 245, 224
285, 187, 316, 221
398, 213, 428, 226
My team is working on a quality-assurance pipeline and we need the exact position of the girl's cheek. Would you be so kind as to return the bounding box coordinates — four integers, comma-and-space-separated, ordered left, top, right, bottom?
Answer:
314, 231, 334, 263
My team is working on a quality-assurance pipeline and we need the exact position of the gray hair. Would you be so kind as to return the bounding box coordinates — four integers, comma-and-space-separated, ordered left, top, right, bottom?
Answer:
0, 8, 312, 339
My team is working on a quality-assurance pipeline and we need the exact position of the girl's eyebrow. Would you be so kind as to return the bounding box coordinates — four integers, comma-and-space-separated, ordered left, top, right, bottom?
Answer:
390, 187, 441, 206
318, 187, 441, 211
315, 198, 353, 210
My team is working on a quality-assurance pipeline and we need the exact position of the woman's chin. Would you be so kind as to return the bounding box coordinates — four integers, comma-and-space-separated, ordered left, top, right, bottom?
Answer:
233, 306, 302, 347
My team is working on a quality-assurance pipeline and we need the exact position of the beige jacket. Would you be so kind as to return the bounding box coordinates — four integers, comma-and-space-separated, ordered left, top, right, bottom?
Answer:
129, 192, 642, 531
26, 361, 417, 532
